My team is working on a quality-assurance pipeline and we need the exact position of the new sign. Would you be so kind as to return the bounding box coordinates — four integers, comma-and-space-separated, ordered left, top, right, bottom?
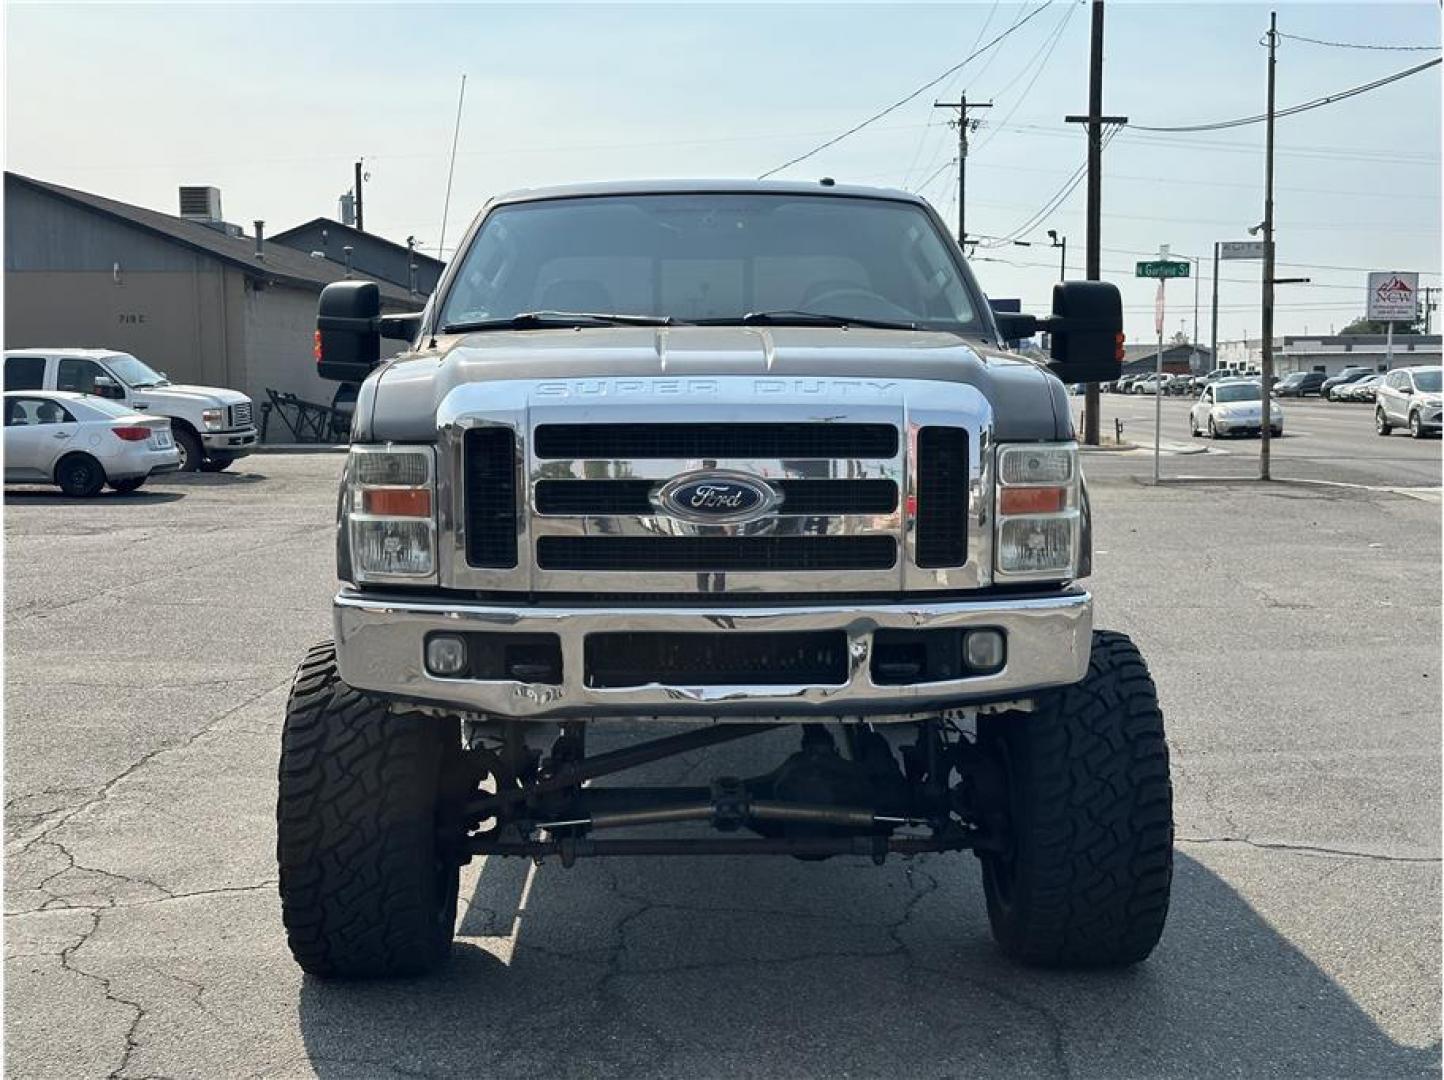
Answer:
1367, 272, 1418, 322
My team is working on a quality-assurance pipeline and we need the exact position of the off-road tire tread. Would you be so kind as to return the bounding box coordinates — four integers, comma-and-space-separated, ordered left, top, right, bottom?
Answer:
276, 641, 457, 978
981, 630, 1173, 968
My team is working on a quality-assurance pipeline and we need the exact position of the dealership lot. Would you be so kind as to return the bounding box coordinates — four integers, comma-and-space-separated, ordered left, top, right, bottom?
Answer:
4, 448, 1440, 1079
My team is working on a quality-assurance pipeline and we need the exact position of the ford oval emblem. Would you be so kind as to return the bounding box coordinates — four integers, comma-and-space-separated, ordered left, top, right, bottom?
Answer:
655, 471, 780, 524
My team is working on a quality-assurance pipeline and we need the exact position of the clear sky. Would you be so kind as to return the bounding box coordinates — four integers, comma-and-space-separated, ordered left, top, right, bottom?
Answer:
5, 1, 1440, 345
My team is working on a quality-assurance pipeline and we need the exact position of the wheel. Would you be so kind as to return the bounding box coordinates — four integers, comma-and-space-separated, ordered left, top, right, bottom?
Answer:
110, 477, 146, 494
55, 454, 105, 498
978, 631, 1173, 968
276, 642, 461, 979
1189, 412, 1200, 438
1208, 417, 1221, 439
198, 457, 232, 473
1410, 411, 1425, 439
173, 427, 202, 473
1376, 408, 1393, 436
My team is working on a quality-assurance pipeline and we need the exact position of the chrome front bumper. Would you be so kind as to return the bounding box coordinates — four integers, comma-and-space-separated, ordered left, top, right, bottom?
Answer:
201, 427, 258, 454
332, 589, 1093, 721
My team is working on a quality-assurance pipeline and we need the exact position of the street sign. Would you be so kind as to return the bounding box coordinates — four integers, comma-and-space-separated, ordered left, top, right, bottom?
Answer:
1367, 271, 1418, 322
1219, 240, 1266, 261
1136, 260, 1190, 279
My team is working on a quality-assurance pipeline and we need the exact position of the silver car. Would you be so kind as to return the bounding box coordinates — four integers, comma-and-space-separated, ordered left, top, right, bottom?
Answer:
3, 390, 180, 496
1375, 366, 1442, 438
1189, 379, 1284, 439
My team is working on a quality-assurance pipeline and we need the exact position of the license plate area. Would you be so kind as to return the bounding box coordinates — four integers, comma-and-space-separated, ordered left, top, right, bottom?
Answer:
584, 630, 850, 689
150, 430, 173, 449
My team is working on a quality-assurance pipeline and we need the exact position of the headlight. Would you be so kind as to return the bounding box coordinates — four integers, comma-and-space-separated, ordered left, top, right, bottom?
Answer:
201, 408, 225, 430
348, 445, 436, 582
994, 443, 1079, 581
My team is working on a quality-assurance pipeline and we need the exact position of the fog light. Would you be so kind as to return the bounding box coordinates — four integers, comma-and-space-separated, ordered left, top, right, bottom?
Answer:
964, 629, 1005, 672
426, 634, 468, 676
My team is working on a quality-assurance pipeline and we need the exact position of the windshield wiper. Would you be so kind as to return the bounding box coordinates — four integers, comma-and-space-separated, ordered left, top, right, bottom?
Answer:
442, 310, 677, 332
697, 310, 917, 331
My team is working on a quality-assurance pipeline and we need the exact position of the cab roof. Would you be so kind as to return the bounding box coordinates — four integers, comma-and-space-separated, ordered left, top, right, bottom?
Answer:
489, 178, 929, 208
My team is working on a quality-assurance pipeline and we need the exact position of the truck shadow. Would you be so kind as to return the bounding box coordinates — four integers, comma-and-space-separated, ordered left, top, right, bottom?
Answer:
3, 486, 185, 504
297, 848, 1439, 1078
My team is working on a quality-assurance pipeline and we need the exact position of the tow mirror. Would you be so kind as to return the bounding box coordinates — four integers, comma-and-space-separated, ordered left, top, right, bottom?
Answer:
992, 281, 1124, 385
316, 282, 381, 382
315, 283, 425, 383
92, 375, 125, 400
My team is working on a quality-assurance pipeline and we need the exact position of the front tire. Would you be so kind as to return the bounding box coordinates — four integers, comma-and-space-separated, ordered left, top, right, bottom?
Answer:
173, 428, 202, 473
276, 642, 461, 979
1208, 417, 1221, 439
979, 631, 1173, 968
1410, 411, 1425, 439
1376, 408, 1393, 436
55, 454, 105, 498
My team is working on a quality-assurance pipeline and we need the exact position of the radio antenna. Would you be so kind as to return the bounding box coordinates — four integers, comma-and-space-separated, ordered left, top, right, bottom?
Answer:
436, 74, 467, 262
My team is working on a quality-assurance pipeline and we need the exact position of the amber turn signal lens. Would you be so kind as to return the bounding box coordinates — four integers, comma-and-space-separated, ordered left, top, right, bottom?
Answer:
998, 486, 1066, 515
361, 488, 432, 517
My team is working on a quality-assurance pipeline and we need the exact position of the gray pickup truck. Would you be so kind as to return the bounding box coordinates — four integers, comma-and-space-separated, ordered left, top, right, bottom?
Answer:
276, 180, 1172, 979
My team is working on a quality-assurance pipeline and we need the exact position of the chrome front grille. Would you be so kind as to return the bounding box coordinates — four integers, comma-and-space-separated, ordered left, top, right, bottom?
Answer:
437, 377, 995, 596
230, 401, 253, 428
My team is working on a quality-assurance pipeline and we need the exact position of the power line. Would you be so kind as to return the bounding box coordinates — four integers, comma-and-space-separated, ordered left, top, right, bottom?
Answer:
970, 3, 1079, 156
1277, 31, 1442, 52
756, 0, 1057, 179
976, 124, 1121, 247
1131, 56, 1441, 133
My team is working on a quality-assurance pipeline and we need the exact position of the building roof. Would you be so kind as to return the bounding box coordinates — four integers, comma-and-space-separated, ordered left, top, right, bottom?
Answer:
1122, 342, 1211, 363
6, 172, 412, 303
269, 217, 446, 272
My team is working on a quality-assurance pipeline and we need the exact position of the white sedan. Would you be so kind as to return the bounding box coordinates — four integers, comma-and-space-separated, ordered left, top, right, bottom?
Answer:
1189, 379, 1284, 439
4, 390, 181, 496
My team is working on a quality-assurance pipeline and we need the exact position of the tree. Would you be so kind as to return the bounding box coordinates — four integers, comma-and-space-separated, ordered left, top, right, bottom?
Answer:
1340, 314, 1423, 335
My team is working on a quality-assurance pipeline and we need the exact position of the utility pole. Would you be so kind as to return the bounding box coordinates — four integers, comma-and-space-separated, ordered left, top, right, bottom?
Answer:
934, 95, 992, 244
1065, 0, 1127, 446
1210, 241, 1220, 371
354, 160, 365, 233
1260, 11, 1277, 480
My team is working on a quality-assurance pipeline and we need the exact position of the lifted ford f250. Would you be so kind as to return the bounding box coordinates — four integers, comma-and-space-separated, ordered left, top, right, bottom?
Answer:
276, 180, 1172, 979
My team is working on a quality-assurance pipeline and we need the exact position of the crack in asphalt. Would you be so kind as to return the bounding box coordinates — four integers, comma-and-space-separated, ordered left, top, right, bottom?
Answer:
57, 909, 147, 1080
11, 675, 292, 858
1175, 835, 1441, 863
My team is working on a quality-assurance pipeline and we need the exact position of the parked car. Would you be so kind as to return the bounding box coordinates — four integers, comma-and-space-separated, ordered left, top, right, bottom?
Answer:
2, 349, 257, 472
1273, 371, 1327, 397
3, 390, 179, 495
1189, 378, 1284, 438
1375, 365, 1443, 438
1134, 374, 1168, 395
1165, 374, 1193, 396
1335, 374, 1383, 402
1320, 366, 1375, 401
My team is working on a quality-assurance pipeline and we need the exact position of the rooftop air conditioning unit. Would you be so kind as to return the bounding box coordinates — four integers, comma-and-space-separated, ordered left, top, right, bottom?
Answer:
179, 186, 223, 222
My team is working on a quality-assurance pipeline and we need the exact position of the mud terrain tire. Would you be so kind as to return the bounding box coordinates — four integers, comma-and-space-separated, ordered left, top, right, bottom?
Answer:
276, 641, 460, 978
979, 630, 1173, 967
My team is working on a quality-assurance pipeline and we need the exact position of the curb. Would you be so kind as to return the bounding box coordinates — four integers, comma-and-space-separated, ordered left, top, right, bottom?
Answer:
251, 444, 348, 454
1079, 443, 1138, 453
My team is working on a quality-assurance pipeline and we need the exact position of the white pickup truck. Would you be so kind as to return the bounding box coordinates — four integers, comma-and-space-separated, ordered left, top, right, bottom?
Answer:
2, 348, 257, 471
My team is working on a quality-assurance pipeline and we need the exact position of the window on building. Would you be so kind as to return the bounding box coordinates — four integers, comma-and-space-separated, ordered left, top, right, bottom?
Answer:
4, 356, 47, 391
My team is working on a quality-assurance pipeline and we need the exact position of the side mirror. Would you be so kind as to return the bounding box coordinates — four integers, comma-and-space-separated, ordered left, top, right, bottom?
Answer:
1045, 281, 1123, 384
92, 375, 124, 400
317, 281, 381, 382
1400, 384, 1413, 395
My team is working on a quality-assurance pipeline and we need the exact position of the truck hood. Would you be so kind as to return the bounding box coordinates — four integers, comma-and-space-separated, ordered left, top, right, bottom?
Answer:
132, 384, 250, 410
361, 326, 1071, 442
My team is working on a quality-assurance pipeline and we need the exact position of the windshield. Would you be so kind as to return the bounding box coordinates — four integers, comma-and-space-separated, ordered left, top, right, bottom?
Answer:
1413, 369, 1441, 392
1216, 383, 1262, 403
106, 354, 167, 388
438, 193, 981, 332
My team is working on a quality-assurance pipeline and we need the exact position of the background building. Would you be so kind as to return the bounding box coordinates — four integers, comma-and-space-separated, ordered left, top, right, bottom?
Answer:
3, 172, 413, 424
1217, 334, 1441, 375
270, 218, 445, 299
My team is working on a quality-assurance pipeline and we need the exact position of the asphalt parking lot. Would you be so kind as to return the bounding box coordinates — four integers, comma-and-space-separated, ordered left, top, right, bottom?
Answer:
5, 445, 1441, 1079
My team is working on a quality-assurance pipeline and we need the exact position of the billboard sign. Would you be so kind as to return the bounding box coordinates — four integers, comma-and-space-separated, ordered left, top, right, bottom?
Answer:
1219, 241, 1265, 260
1367, 272, 1418, 322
